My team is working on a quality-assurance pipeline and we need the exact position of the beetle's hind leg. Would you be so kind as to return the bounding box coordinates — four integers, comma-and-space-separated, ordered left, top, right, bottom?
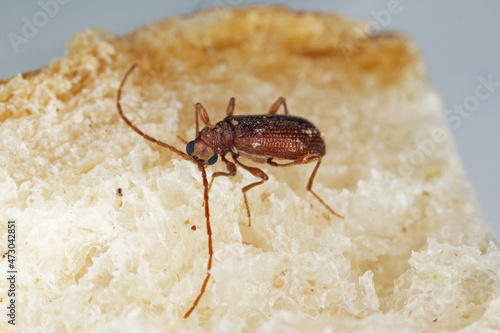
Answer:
306, 159, 343, 219
266, 156, 343, 220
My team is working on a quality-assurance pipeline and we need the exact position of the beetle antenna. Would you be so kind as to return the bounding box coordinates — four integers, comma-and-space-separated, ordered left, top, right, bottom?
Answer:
116, 64, 195, 164
117, 64, 214, 318
184, 161, 213, 318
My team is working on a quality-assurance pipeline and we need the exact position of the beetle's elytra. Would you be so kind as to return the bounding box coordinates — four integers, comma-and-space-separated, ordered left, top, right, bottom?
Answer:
116, 64, 343, 319
205, 114, 326, 161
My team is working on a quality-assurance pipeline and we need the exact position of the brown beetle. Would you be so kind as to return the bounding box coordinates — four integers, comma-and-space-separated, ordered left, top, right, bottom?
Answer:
116, 64, 343, 318
188, 98, 343, 226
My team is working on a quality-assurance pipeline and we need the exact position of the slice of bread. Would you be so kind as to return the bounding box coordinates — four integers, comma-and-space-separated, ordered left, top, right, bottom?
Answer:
1, 6, 498, 332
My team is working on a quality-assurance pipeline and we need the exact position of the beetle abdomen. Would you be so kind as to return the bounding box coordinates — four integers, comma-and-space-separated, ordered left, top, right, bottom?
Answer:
227, 115, 325, 160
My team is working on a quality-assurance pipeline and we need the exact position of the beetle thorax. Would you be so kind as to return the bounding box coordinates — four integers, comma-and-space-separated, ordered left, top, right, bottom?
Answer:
193, 121, 234, 160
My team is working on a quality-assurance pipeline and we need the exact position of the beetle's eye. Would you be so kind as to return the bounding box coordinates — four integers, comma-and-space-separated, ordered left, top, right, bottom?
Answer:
186, 141, 195, 155
207, 154, 218, 165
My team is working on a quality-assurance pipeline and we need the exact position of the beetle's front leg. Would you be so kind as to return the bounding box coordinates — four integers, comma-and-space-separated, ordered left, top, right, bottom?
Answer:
208, 154, 237, 192
268, 97, 289, 115
194, 102, 212, 136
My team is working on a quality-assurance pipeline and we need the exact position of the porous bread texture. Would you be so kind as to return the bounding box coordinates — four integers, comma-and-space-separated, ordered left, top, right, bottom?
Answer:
0, 6, 498, 332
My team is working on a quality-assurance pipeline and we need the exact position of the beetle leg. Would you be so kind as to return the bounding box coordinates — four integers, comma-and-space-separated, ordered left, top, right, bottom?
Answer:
266, 156, 343, 219
226, 97, 236, 116
232, 153, 269, 227
194, 102, 211, 136
268, 97, 289, 115
265, 154, 318, 167
208, 154, 237, 192
306, 159, 343, 219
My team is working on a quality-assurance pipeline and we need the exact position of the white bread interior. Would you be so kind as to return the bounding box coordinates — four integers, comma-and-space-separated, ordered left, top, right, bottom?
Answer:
0, 6, 498, 332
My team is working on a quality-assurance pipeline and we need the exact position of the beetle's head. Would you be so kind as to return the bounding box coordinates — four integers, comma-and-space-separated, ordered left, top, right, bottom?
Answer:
186, 138, 218, 165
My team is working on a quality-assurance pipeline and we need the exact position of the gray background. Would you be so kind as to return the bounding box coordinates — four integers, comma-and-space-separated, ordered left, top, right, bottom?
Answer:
1, 1, 499, 235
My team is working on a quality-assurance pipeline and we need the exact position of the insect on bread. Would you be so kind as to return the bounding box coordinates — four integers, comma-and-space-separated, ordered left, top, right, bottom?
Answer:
116, 64, 343, 318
